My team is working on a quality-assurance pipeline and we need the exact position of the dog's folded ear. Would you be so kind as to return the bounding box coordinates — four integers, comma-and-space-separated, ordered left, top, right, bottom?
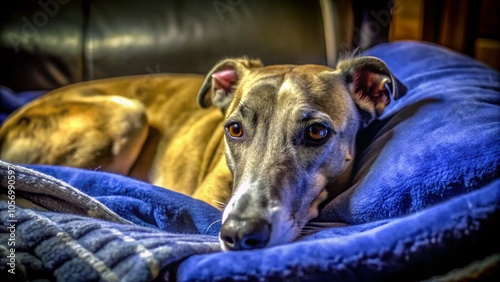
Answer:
197, 58, 263, 113
336, 56, 407, 126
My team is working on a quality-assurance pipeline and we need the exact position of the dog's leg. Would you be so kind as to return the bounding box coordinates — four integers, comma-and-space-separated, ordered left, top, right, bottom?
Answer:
0, 95, 148, 176
192, 151, 233, 209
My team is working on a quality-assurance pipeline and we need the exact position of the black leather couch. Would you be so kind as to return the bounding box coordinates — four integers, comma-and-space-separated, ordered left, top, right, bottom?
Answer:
0, 0, 394, 92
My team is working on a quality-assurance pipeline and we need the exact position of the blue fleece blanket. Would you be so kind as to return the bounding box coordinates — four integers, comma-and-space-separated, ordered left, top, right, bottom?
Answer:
1, 41, 499, 281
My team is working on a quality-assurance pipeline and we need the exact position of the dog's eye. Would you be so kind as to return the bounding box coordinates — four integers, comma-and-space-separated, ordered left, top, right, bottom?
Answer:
306, 123, 329, 144
226, 122, 243, 138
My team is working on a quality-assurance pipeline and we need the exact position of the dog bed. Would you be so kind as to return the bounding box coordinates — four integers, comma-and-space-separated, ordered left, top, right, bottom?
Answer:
1, 41, 499, 281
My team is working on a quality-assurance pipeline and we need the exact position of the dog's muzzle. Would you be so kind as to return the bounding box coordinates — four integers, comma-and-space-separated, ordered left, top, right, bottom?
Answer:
220, 215, 271, 250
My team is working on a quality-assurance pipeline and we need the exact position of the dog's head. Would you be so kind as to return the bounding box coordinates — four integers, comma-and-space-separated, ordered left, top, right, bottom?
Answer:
198, 57, 406, 251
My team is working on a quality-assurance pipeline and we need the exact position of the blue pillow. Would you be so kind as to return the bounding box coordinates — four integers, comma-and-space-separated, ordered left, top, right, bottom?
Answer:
318, 41, 500, 223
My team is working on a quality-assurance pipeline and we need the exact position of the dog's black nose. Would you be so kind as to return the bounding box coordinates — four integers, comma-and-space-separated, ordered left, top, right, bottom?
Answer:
220, 215, 270, 250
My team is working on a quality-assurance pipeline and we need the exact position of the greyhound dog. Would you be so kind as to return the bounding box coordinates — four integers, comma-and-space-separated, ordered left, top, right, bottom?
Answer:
0, 56, 405, 251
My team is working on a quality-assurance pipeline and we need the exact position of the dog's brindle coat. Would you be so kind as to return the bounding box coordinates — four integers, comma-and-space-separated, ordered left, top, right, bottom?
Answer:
0, 57, 405, 251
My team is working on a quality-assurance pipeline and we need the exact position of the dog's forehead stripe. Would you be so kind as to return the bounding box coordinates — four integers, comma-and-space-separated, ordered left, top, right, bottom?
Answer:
278, 79, 297, 96
234, 75, 284, 120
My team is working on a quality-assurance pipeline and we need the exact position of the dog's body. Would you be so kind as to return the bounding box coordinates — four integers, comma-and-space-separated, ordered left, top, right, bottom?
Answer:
0, 74, 233, 204
0, 57, 405, 250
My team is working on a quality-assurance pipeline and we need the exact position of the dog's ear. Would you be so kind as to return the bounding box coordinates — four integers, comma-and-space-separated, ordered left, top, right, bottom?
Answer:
336, 56, 407, 126
197, 58, 263, 113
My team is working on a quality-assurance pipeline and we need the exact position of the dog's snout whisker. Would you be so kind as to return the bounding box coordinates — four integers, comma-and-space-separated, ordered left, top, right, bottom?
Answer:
299, 222, 339, 236
214, 200, 227, 209
205, 219, 222, 235
299, 227, 321, 236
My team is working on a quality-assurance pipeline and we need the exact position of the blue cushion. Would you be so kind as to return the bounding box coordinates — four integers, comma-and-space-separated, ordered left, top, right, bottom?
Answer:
317, 41, 500, 223
0, 86, 45, 125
